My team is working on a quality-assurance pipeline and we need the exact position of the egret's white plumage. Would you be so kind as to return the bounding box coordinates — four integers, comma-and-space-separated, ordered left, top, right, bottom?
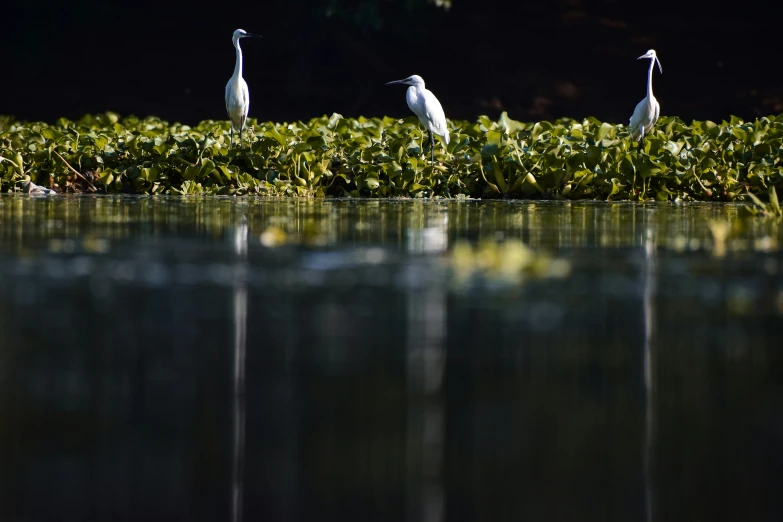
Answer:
225, 29, 261, 147
386, 75, 449, 163
629, 49, 663, 142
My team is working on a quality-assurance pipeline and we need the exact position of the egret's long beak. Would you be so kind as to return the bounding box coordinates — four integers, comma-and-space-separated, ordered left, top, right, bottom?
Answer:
637, 54, 651, 60
243, 33, 262, 39
385, 79, 407, 86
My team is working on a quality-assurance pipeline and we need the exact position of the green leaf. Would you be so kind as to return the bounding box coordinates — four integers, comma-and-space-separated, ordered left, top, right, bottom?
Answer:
594, 122, 613, 142
264, 127, 287, 147
769, 185, 781, 214
499, 112, 524, 134
183, 164, 201, 181
486, 130, 503, 146
365, 175, 380, 190
493, 159, 506, 193
481, 144, 499, 158
531, 122, 544, 141
730, 127, 748, 143
608, 178, 622, 198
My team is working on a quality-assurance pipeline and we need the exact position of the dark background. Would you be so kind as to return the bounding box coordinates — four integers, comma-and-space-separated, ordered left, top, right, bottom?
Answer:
1, 0, 781, 125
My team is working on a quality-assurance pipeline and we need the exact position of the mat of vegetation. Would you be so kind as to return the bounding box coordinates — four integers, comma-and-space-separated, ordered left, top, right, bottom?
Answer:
1, 112, 782, 204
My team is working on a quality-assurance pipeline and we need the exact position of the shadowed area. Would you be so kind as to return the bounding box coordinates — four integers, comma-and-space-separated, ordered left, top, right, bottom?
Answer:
1, 1, 782, 123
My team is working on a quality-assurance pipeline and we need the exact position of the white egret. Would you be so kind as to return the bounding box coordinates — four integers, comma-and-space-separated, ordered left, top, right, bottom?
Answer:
629, 49, 663, 142
386, 75, 450, 163
225, 29, 261, 148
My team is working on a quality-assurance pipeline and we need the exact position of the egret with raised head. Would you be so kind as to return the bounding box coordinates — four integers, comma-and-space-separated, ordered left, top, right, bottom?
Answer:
629, 49, 663, 142
225, 29, 261, 148
386, 75, 450, 163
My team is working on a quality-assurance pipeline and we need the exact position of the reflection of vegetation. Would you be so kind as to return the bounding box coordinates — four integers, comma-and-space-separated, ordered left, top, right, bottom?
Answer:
449, 239, 570, 287
1, 198, 779, 258
2, 113, 782, 202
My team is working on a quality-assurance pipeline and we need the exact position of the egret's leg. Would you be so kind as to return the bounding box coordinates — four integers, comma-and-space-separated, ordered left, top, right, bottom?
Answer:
230, 128, 234, 148
429, 130, 435, 164
240, 125, 244, 149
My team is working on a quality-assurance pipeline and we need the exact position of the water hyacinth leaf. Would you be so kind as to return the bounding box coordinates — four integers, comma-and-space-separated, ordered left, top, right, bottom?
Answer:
365, 175, 380, 190
492, 159, 506, 193
595, 122, 613, 142
486, 130, 503, 146
730, 127, 748, 143
701, 120, 719, 138
200, 158, 216, 178
14, 153, 25, 172
508, 173, 526, 194
183, 164, 201, 181
100, 170, 114, 186
664, 140, 684, 155
292, 143, 311, 155
769, 186, 781, 214
531, 122, 545, 141
478, 115, 493, 129
481, 143, 499, 158
499, 112, 524, 134
307, 135, 328, 149
524, 173, 543, 194
140, 167, 158, 182
41, 128, 64, 140
608, 178, 622, 198
265, 127, 287, 147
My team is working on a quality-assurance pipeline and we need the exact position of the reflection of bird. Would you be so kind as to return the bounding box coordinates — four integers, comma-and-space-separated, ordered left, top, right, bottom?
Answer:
629, 49, 663, 142
386, 75, 450, 163
225, 29, 261, 147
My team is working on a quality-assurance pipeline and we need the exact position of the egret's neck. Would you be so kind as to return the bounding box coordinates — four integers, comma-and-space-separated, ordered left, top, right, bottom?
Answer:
646, 58, 654, 99
233, 41, 243, 79
409, 82, 424, 96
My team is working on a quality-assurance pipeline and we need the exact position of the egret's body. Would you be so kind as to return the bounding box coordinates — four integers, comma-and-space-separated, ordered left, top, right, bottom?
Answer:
225, 29, 261, 147
629, 49, 663, 142
386, 75, 449, 163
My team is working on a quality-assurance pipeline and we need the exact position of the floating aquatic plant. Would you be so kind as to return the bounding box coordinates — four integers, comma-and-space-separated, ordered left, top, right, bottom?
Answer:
1, 112, 781, 203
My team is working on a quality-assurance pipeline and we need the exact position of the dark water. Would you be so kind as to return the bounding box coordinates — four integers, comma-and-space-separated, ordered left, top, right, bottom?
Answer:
1, 196, 782, 522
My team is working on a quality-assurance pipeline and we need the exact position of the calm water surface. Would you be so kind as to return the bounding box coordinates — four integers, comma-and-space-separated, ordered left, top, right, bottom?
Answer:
1, 196, 782, 522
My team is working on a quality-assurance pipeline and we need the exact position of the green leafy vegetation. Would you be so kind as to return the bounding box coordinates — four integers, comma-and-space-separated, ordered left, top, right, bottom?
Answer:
746, 185, 782, 220
1, 112, 782, 203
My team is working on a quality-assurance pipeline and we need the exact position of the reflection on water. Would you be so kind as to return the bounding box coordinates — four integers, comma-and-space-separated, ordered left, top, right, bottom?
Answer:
0, 196, 782, 522
232, 216, 247, 522
643, 226, 657, 522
